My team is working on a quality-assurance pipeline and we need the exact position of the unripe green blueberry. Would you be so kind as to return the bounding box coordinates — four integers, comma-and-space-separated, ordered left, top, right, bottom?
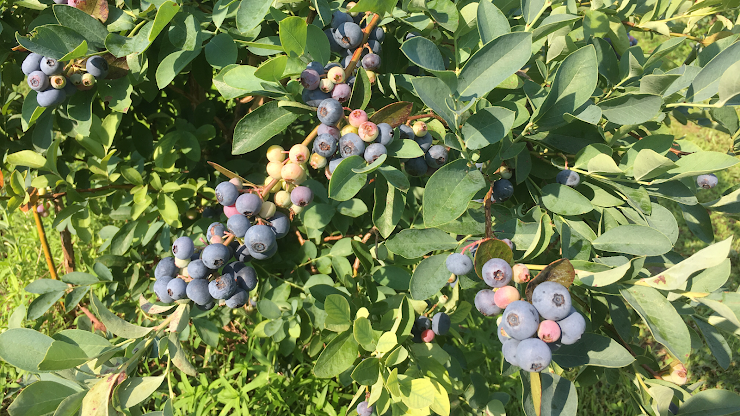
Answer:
366, 70, 377, 84
69, 73, 83, 86
430, 28, 442, 43
500, 166, 513, 179
412, 121, 427, 137
267, 145, 286, 162
258, 201, 277, 219
292, 166, 308, 184
79, 73, 96, 90
346, 1, 358, 16
263, 176, 282, 193
358, 121, 379, 142
319, 78, 335, 93
327, 66, 345, 84
341, 124, 359, 136
174, 257, 190, 268
50, 75, 66, 89
185, 208, 198, 220
289, 144, 311, 164
266, 161, 283, 179
310, 153, 327, 169
512, 263, 531, 284
274, 190, 293, 208
281, 163, 304, 181
282, 180, 296, 192
291, 204, 304, 214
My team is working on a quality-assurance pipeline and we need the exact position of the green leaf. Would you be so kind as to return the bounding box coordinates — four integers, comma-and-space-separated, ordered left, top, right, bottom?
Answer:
533, 45, 598, 130
386, 139, 424, 159
373, 177, 406, 238
632, 149, 677, 181
193, 318, 220, 348
598, 93, 663, 125
377, 165, 410, 191
639, 237, 732, 291
157, 194, 180, 227
411, 77, 457, 128
577, 260, 632, 287
477, 0, 510, 45
663, 151, 739, 182
91, 294, 152, 339
621, 285, 691, 363
688, 40, 740, 103
351, 357, 380, 385
279, 16, 307, 58
53, 4, 107, 48
254, 55, 288, 83
463, 106, 516, 150
325, 294, 351, 332
401, 37, 445, 71
7, 150, 47, 169
349, 0, 396, 16
53, 329, 111, 357
16, 25, 87, 60
7, 381, 77, 416
679, 389, 740, 415
328, 156, 368, 201
552, 333, 635, 368
306, 24, 330, 65
168, 333, 198, 376
237, 0, 273, 33
38, 339, 88, 370
521, 0, 545, 25
354, 316, 377, 351
336, 199, 368, 217
117, 375, 166, 408
423, 159, 486, 227
148, 1, 180, 42
410, 255, 451, 300
349, 67, 372, 110
372, 266, 412, 291
692, 318, 732, 370
521, 372, 578, 416
50, 390, 86, 416
399, 377, 436, 409
681, 202, 715, 243
27, 291, 65, 320
0, 328, 54, 372
540, 183, 594, 216
385, 228, 458, 259
156, 46, 202, 89
457, 32, 532, 100
205, 33, 238, 68
592, 225, 672, 256
232, 101, 300, 154
314, 330, 358, 378
25, 278, 68, 294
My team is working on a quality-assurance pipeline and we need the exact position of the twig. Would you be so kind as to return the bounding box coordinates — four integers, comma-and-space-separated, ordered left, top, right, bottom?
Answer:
33, 203, 58, 280
406, 113, 449, 128
301, 125, 321, 147
484, 184, 493, 239
352, 230, 375, 276
79, 305, 107, 332
343, 13, 381, 79
627, 131, 692, 156
295, 230, 306, 246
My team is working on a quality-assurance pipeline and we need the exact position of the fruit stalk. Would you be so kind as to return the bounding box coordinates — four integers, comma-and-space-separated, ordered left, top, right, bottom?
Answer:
260, 178, 279, 199
33, 202, 58, 280
343, 13, 381, 79
484, 183, 493, 239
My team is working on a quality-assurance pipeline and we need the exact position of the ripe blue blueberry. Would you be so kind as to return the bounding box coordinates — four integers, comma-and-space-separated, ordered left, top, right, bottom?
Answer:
558, 311, 586, 345
425, 145, 447, 168
347, 76, 356, 88
86, 56, 109, 79
492, 179, 514, 202
203, 207, 219, 218
697, 173, 718, 189
369, 27, 385, 42
155, 257, 178, 279
40, 57, 62, 75
197, 301, 215, 311
300, 69, 320, 90
235, 265, 258, 291
209, 273, 237, 299
446, 253, 473, 275
405, 157, 428, 176
207, 222, 225, 241
306, 61, 325, 74
235, 244, 252, 262
245, 224, 277, 254
398, 124, 414, 140
268, 211, 290, 238
325, 29, 343, 53
235, 193, 263, 216
339, 133, 365, 157
357, 401, 373, 416
329, 157, 344, 174
317, 123, 340, 139
334, 22, 363, 49
154, 277, 174, 303
361, 53, 381, 71
201, 243, 231, 269
22, 53, 42, 75
187, 259, 211, 280
215, 181, 239, 206
331, 83, 351, 103
317, 98, 344, 126
517, 338, 552, 372
63, 81, 77, 97
186, 278, 213, 305
36, 88, 66, 107
250, 243, 277, 260
376, 123, 394, 145
502, 300, 540, 340
364, 143, 387, 163
629, 34, 638, 46
331, 10, 353, 29
556, 169, 580, 187
166, 278, 188, 301
303, 88, 331, 107
27, 71, 49, 91
497, 321, 511, 343
432, 312, 450, 335
225, 288, 249, 308
405, 32, 419, 40
502, 338, 520, 367
482, 258, 513, 288
290, 186, 314, 207
532, 282, 572, 321
415, 316, 432, 331
475, 289, 501, 316
367, 40, 382, 54
314, 133, 338, 157
227, 213, 251, 238
172, 236, 195, 260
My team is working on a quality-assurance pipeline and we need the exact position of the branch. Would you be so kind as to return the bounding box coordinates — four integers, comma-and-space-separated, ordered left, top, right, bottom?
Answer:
343, 13, 381, 79
79, 305, 106, 332
33, 203, 58, 280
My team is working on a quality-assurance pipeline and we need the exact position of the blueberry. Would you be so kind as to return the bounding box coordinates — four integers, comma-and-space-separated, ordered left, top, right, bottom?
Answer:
85, 56, 108, 79
325, 62, 342, 72
361, 53, 381, 71
405, 156, 428, 176
155, 257, 178, 279
558, 311, 586, 345
398, 124, 414, 140
22, 53, 42, 75
290, 186, 314, 207
27, 70, 49, 92
235, 193, 263, 216
357, 401, 373, 416
474, 289, 501, 316
250, 243, 277, 260
414, 316, 432, 331
325, 29, 344, 53
532, 282, 572, 321
186, 278, 213, 305
201, 243, 231, 269
166, 278, 188, 301
203, 207, 219, 218
300, 69, 320, 90
172, 236, 195, 260
431, 312, 450, 335
215, 181, 239, 206
48, 75, 66, 89
347, 76, 356, 88
517, 338, 552, 372
334, 22, 363, 49
697, 173, 718, 189
63, 80, 77, 97
306, 61, 325, 75
235, 244, 252, 262
446, 253, 473, 275
366, 40, 382, 54
187, 259, 211, 280
317, 123, 340, 139
207, 222, 225, 241
425, 145, 447, 168
154, 276, 174, 303
482, 258, 513, 288
331, 83, 351, 103
225, 288, 249, 308
339, 133, 365, 157
369, 27, 385, 42
209, 273, 237, 299
497, 321, 511, 343
331, 10, 353, 29
227, 213, 251, 238
364, 143, 387, 163
502, 338, 520, 367
317, 98, 344, 126
313, 133, 338, 157
40, 57, 62, 75
502, 300, 540, 340
405, 32, 420, 40
502, 238, 514, 251
268, 211, 290, 238
556, 169, 580, 187
245, 224, 277, 254
303, 88, 331, 107
235, 265, 258, 291
629, 34, 638, 46
376, 123, 394, 145
492, 179, 514, 202
36, 88, 66, 107
197, 301, 215, 311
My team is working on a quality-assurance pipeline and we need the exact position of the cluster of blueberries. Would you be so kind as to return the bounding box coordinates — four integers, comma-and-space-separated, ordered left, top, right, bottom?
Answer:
260, 145, 316, 214
22, 53, 108, 107
411, 311, 451, 343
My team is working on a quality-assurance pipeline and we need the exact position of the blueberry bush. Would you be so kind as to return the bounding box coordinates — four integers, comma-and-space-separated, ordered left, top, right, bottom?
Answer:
2, 0, 740, 415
